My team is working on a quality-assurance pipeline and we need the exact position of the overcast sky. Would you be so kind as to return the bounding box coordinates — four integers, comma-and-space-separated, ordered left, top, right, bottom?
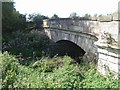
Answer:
14, 0, 120, 17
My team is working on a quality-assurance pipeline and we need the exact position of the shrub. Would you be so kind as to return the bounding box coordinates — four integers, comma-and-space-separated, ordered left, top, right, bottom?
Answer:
0, 52, 19, 88
45, 62, 83, 88
32, 56, 75, 72
2, 30, 51, 65
1, 54, 119, 88
12, 56, 83, 88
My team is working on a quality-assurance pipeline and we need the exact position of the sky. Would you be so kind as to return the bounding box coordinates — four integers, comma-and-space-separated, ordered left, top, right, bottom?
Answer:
14, 0, 120, 18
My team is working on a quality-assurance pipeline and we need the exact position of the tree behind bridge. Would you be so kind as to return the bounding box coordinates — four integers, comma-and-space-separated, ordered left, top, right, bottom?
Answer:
27, 14, 49, 30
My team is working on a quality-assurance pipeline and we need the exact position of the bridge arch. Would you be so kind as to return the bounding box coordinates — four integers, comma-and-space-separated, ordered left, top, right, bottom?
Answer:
43, 18, 120, 76
44, 19, 98, 62
54, 40, 86, 62
44, 28, 98, 61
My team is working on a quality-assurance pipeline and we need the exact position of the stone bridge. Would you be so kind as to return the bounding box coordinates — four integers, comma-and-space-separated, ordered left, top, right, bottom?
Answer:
43, 18, 120, 78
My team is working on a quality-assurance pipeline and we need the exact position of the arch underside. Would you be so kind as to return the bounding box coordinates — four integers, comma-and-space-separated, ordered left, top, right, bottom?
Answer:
55, 40, 86, 59
52, 32, 97, 54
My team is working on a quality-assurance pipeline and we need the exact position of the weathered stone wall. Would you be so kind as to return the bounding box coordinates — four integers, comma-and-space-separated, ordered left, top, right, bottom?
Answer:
44, 26, 98, 61
98, 21, 119, 42
43, 18, 120, 77
96, 43, 120, 78
43, 18, 99, 35
43, 19, 119, 43
94, 20, 119, 77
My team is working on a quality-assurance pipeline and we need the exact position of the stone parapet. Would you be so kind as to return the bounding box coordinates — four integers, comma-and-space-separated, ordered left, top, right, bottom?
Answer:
43, 18, 119, 43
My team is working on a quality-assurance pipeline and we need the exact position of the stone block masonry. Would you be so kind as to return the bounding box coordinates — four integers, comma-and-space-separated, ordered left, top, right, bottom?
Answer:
43, 18, 120, 78
96, 44, 120, 78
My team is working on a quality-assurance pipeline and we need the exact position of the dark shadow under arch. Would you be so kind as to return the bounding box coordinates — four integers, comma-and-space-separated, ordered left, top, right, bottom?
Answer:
52, 40, 86, 63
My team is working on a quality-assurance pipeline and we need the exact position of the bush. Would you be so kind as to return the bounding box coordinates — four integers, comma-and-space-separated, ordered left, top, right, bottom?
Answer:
1, 53, 119, 88
44, 60, 83, 88
12, 56, 83, 88
0, 52, 19, 88
82, 68, 119, 88
2, 30, 50, 65
32, 56, 75, 72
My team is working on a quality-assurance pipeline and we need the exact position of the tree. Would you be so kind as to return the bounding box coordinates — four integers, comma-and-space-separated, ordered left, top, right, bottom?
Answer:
69, 12, 79, 18
112, 11, 120, 20
51, 14, 59, 19
2, 2, 26, 33
28, 14, 49, 22
33, 14, 48, 23
27, 14, 49, 30
92, 14, 98, 20
83, 14, 91, 19
98, 14, 111, 21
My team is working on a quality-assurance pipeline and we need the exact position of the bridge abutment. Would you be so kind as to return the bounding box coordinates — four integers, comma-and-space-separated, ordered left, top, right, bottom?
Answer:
95, 42, 120, 78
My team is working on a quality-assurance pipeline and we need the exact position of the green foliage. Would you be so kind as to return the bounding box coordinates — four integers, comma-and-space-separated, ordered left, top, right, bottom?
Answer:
83, 14, 92, 20
32, 56, 75, 72
2, 30, 50, 65
28, 14, 49, 23
2, 2, 26, 33
92, 14, 98, 20
98, 14, 112, 21
69, 12, 80, 19
1, 52, 119, 88
45, 57, 83, 88
12, 56, 83, 88
82, 68, 119, 88
1, 29, 119, 88
27, 14, 48, 30
0, 52, 19, 88
3, 30, 50, 57
51, 14, 59, 19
